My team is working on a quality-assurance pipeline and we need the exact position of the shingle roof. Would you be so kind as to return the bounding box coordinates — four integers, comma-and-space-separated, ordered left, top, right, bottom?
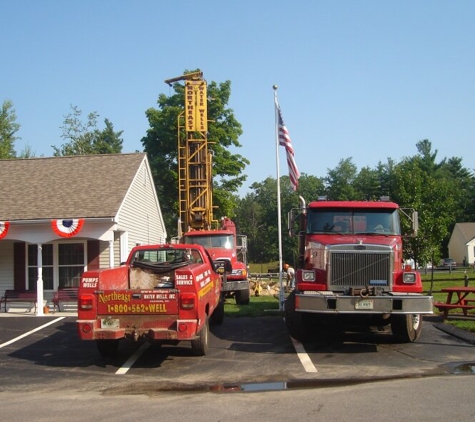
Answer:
0, 153, 146, 221
455, 222, 475, 243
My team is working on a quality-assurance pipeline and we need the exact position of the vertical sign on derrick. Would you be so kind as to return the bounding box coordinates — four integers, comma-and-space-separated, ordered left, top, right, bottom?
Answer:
185, 80, 207, 133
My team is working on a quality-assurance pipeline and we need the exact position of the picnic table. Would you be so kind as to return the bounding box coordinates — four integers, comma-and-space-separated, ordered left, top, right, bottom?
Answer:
434, 286, 475, 319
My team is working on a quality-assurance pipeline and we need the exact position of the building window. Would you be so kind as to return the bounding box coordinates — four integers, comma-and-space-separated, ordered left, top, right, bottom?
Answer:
58, 243, 85, 288
27, 244, 54, 290
27, 242, 86, 290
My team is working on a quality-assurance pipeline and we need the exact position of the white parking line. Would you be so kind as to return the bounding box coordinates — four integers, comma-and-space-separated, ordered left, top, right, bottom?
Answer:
115, 342, 150, 375
0, 317, 65, 349
291, 336, 318, 373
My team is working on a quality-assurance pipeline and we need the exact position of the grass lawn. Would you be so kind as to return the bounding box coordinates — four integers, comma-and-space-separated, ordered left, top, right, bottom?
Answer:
224, 294, 283, 317
422, 269, 475, 333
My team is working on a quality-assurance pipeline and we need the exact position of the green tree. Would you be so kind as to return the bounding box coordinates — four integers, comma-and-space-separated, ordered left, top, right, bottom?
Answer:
17, 144, 36, 158
389, 154, 456, 266
246, 177, 281, 263
353, 166, 382, 200
405, 140, 474, 260
324, 158, 358, 200
239, 139, 474, 268
237, 173, 324, 265
52, 105, 123, 156
0, 100, 20, 158
441, 157, 475, 223
414, 139, 445, 175
141, 71, 249, 235
234, 193, 266, 265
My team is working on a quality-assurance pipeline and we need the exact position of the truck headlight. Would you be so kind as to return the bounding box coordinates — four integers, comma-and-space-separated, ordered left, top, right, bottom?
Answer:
403, 272, 416, 283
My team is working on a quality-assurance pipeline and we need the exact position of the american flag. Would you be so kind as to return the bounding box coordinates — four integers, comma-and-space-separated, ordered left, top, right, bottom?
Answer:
275, 99, 300, 191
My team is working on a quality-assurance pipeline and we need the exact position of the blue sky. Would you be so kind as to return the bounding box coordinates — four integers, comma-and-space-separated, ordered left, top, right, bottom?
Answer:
2, 1, 474, 196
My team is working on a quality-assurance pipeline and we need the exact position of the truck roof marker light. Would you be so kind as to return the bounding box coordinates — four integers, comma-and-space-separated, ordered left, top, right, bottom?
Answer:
317, 196, 327, 201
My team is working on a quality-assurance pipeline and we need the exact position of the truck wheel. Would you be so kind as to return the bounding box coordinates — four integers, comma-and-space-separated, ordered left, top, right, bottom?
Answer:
391, 314, 422, 343
191, 317, 209, 356
210, 296, 225, 325
96, 339, 119, 357
285, 291, 310, 342
235, 287, 250, 305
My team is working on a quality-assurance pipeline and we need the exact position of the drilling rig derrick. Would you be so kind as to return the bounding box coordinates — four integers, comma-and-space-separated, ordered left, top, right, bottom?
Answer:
165, 71, 216, 235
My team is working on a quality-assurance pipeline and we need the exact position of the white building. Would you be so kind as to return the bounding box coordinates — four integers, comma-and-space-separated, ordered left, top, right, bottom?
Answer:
448, 222, 475, 266
0, 153, 167, 313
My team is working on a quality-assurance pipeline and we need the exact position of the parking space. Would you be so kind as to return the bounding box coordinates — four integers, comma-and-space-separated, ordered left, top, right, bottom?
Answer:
0, 315, 63, 345
1, 315, 475, 394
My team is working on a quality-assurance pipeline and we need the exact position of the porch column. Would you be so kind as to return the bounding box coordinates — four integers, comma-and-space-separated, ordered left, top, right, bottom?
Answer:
109, 239, 114, 268
36, 243, 44, 316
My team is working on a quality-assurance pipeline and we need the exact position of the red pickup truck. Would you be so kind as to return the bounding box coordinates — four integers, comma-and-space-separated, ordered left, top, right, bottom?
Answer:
76, 244, 230, 357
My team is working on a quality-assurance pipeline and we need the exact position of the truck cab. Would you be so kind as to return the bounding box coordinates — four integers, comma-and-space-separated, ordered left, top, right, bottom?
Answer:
285, 197, 433, 343
182, 217, 250, 305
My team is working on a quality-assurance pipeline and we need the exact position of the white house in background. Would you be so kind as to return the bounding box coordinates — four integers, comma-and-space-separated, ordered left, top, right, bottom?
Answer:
0, 153, 167, 314
448, 222, 475, 266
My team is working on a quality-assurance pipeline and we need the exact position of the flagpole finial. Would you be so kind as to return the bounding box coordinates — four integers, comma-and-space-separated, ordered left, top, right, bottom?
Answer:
273, 84, 278, 90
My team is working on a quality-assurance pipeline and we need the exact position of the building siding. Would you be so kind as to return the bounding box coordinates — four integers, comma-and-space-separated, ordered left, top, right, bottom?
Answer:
449, 223, 475, 266
117, 159, 166, 254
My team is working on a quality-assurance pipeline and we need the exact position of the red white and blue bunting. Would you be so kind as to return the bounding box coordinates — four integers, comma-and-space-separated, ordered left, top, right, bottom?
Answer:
0, 221, 10, 240
52, 219, 85, 238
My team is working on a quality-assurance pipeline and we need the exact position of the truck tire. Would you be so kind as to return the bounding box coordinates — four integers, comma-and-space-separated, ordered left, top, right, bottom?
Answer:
285, 291, 310, 342
391, 314, 422, 343
235, 287, 250, 305
96, 339, 119, 357
191, 316, 209, 356
210, 296, 225, 325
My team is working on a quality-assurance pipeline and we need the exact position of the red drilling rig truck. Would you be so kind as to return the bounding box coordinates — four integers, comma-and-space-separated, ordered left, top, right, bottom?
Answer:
284, 196, 433, 342
165, 71, 250, 305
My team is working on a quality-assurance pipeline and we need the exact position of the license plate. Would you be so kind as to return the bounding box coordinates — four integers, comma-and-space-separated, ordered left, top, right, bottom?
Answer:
101, 318, 119, 329
355, 299, 374, 310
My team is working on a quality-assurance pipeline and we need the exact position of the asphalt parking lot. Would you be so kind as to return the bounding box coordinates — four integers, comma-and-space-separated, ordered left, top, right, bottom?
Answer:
1, 312, 475, 395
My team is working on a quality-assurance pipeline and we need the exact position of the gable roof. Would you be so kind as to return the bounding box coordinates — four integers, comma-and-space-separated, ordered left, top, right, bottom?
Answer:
453, 222, 475, 243
0, 153, 147, 221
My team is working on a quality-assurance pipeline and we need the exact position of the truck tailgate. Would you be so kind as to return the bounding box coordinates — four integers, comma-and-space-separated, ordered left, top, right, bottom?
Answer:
96, 289, 179, 315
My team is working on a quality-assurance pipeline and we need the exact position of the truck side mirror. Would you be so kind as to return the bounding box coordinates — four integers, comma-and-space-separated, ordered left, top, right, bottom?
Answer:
214, 260, 233, 274
412, 211, 419, 236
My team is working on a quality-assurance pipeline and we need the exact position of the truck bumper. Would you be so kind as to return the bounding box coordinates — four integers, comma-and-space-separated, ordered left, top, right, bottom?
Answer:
295, 292, 434, 314
222, 280, 249, 292
77, 319, 199, 341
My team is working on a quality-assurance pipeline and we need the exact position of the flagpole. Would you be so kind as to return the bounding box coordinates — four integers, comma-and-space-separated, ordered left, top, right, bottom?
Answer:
273, 85, 284, 311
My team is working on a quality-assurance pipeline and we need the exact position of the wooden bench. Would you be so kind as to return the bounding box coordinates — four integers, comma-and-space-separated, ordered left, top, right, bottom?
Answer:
52, 288, 79, 312
1, 290, 37, 312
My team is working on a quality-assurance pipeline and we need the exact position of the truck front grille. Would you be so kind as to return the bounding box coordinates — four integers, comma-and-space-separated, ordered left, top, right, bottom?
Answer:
329, 251, 391, 290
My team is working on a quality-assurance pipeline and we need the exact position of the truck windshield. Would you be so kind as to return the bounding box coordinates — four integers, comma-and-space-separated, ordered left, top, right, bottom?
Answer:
307, 208, 401, 235
183, 234, 234, 249
132, 248, 202, 264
